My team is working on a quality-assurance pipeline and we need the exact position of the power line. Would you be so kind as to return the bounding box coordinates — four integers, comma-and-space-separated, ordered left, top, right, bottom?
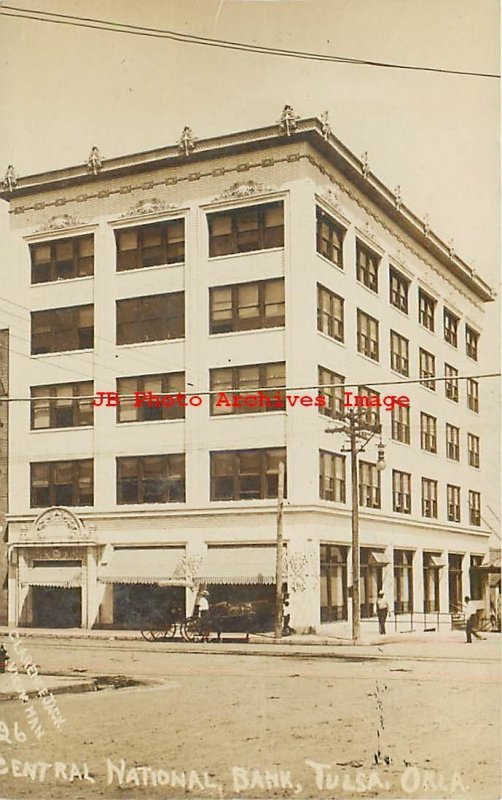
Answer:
0, 6, 499, 79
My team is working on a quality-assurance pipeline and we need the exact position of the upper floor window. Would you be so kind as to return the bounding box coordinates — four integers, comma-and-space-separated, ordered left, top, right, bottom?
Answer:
389, 268, 409, 314
421, 478, 438, 519
418, 289, 435, 331
465, 326, 479, 361
210, 448, 286, 501
390, 330, 409, 376
356, 241, 379, 293
467, 378, 479, 413
468, 491, 481, 526
117, 373, 185, 423
444, 363, 459, 402
116, 292, 184, 345
419, 348, 435, 390
316, 207, 345, 268
357, 309, 379, 361
31, 459, 93, 507
31, 381, 93, 430
115, 220, 184, 271
447, 484, 461, 522
31, 304, 93, 355
207, 201, 284, 257
117, 454, 185, 504
446, 423, 460, 461
319, 450, 346, 502
420, 412, 437, 453
359, 461, 381, 509
30, 235, 94, 284
443, 308, 459, 347
393, 470, 411, 514
209, 278, 285, 335
317, 285, 344, 342
210, 362, 285, 415
318, 367, 345, 419
467, 433, 480, 468
357, 385, 381, 427
391, 404, 410, 445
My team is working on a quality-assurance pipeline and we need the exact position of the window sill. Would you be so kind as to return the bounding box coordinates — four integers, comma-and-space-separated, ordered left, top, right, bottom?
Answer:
443, 339, 459, 352
209, 326, 285, 339
30, 425, 94, 434
208, 247, 284, 263
389, 303, 409, 319
31, 275, 94, 288
317, 330, 345, 348
389, 367, 409, 380
116, 418, 185, 427
356, 280, 379, 298
356, 350, 380, 366
315, 252, 345, 273
31, 348, 93, 358
209, 410, 285, 419
116, 262, 184, 276
116, 338, 184, 349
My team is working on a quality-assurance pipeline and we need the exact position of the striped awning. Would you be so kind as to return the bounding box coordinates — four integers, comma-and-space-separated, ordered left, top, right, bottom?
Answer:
23, 566, 82, 588
200, 546, 282, 585
98, 547, 187, 585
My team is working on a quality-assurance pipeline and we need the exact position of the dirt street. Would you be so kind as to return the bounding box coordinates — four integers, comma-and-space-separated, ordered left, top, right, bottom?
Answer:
0, 638, 499, 800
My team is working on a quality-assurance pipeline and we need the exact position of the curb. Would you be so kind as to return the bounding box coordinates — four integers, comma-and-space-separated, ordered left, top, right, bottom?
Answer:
0, 679, 97, 703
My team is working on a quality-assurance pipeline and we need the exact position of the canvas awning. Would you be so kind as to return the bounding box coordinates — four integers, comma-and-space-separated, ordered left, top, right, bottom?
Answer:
426, 555, 445, 568
98, 547, 187, 585
200, 546, 281, 585
367, 550, 389, 566
23, 566, 82, 588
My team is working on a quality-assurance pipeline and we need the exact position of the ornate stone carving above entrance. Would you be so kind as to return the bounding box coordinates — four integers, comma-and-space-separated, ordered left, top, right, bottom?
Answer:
20, 507, 91, 543
215, 180, 276, 202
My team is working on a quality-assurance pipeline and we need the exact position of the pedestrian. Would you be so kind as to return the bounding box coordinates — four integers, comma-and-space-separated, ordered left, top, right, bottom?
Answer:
463, 596, 485, 643
376, 590, 389, 635
198, 590, 210, 618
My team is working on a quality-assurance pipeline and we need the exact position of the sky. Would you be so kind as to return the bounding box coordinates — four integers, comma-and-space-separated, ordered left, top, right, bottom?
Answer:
0, 0, 500, 535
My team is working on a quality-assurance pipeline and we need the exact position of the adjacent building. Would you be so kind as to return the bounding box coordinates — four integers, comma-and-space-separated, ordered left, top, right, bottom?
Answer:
0, 113, 494, 631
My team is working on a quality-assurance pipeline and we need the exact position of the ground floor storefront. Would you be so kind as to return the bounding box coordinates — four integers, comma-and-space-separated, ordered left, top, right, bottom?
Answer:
6, 506, 492, 632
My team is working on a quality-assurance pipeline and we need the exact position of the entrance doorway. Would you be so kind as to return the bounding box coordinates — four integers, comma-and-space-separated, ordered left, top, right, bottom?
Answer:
32, 587, 81, 628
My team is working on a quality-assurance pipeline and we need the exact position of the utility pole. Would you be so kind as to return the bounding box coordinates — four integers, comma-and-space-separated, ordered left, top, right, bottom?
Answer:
275, 460, 285, 639
326, 408, 386, 643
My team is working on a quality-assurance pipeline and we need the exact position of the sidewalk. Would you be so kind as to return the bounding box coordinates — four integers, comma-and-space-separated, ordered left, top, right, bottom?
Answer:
0, 670, 97, 702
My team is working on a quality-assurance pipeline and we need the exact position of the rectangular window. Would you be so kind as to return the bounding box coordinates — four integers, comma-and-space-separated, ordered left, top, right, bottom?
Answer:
209, 362, 285, 415
470, 555, 483, 599
31, 305, 94, 355
115, 219, 185, 271
465, 326, 479, 361
316, 207, 345, 268
210, 448, 286, 501
391, 404, 410, 444
209, 278, 285, 334
467, 433, 480, 468
356, 385, 381, 427
389, 268, 409, 313
318, 367, 345, 419
390, 330, 409, 376
317, 284, 344, 342
208, 201, 284, 257
30, 235, 94, 284
446, 424, 460, 461
393, 470, 411, 514
445, 363, 459, 402
423, 553, 441, 613
419, 348, 436, 390
467, 378, 479, 413
31, 381, 94, 429
320, 545, 348, 622
421, 478, 438, 518
357, 309, 379, 361
356, 241, 379, 292
420, 412, 437, 453
319, 451, 346, 502
116, 292, 184, 345
30, 459, 93, 507
444, 308, 459, 347
447, 485, 461, 522
117, 454, 185, 504
116, 373, 185, 423
418, 289, 435, 331
468, 491, 481, 527
394, 550, 413, 613
359, 461, 381, 509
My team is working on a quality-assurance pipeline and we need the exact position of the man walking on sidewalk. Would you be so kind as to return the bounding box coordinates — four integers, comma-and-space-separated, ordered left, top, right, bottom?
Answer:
376, 590, 389, 635
463, 596, 485, 643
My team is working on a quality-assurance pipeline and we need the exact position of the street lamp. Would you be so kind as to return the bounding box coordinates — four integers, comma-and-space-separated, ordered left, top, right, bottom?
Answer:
326, 410, 386, 643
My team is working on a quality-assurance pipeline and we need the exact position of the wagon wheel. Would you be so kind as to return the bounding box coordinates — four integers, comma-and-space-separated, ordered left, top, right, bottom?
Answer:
181, 617, 205, 642
141, 628, 170, 642
165, 621, 178, 639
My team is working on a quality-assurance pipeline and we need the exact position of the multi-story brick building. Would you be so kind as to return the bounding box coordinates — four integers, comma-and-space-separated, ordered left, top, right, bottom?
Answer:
0, 114, 494, 631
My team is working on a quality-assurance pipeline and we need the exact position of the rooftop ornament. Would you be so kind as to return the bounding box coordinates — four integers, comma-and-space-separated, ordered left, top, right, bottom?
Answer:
423, 214, 431, 237
394, 185, 402, 211
278, 105, 299, 137
448, 239, 455, 259
178, 126, 197, 157
3, 165, 17, 192
320, 111, 331, 140
361, 152, 370, 178
86, 146, 103, 175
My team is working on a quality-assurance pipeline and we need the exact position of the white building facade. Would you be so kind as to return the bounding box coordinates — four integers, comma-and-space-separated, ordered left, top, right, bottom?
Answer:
0, 116, 494, 632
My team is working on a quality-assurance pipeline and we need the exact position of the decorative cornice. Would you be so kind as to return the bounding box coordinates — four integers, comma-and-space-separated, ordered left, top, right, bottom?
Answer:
120, 198, 178, 218
215, 179, 276, 201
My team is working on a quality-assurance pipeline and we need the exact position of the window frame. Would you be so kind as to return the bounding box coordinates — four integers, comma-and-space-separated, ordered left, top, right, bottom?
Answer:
418, 289, 435, 331
116, 292, 185, 345
391, 403, 411, 444
389, 267, 409, 314
419, 347, 436, 391
358, 460, 381, 509
115, 218, 185, 272
318, 366, 345, 419
465, 325, 479, 361
207, 201, 284, 258
420, 412, 437, 453
421, 478, 438, 518
31, 304, 94, 355
316, 206, 346, 268
319, 450, 346, 502
30, 234, 94, 284
209, 362, 286, 416
30, 459, 93, 508
116, 454, 186, 504
446, 423, 460, 461
467, 378, 479, 412
447, 484, 461, 522
468, 490, 481, 526
393, 470, 411, 514
443, 308, 459, 347
444, 363, 459, 402
209, 278, 285, 335
390, 330, 409, 376
467, 433, 480, 468
317, 284, 344, 342
356, 240, 379, 293
357, 309, 379, 361
210, 448, 287, 501
30, 381, 94, 430
116, 373, 185, 423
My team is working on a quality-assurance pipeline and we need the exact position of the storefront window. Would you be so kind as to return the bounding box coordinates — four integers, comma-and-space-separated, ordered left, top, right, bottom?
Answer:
394, 550, 413, 613
320, 545, 348, 622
